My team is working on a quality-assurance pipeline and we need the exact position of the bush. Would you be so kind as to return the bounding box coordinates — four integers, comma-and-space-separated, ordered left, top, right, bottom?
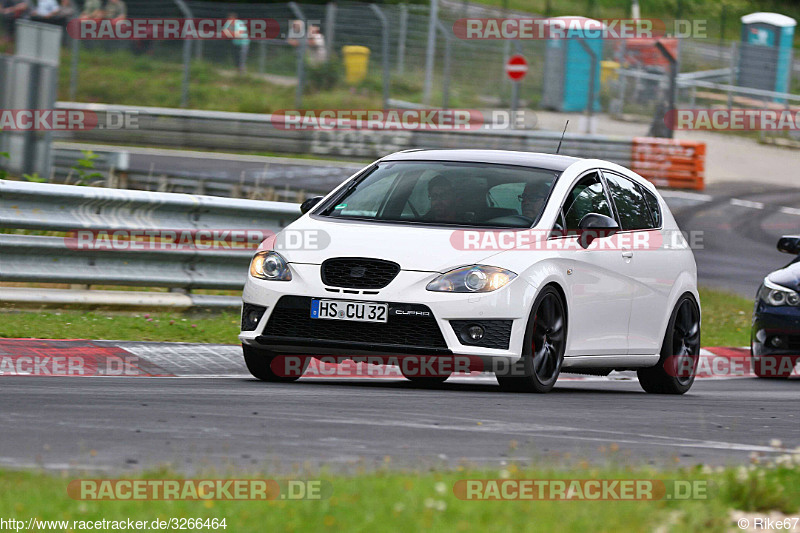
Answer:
305, 57, 343, 92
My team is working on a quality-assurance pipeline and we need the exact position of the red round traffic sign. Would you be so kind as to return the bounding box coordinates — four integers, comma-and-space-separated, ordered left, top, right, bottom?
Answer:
505, 54, 528, 81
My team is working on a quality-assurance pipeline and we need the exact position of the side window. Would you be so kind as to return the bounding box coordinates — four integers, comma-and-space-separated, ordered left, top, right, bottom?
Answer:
560, 173, 613, 231
335, 172, 397, 217
604, 173, 654, 230
488, 182, 525, 211
642, 187, 662, 227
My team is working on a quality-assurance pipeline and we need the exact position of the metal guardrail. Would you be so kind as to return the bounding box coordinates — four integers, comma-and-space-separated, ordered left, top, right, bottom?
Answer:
52, 102, 705, 189
0, 180, 302, 307
49, 144, 360, 199
0, 178, 299, 233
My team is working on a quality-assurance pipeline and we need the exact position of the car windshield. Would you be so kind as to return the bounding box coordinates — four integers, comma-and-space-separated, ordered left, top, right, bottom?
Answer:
318, 161, 560, 228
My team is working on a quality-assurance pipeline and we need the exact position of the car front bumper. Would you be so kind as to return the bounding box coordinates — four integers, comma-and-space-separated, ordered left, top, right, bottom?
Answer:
238, 263, 538, 363
751, 300, 800, 356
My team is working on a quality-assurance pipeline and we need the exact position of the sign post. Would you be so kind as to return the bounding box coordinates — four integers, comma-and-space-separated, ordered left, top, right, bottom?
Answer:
505, 54, 528, 129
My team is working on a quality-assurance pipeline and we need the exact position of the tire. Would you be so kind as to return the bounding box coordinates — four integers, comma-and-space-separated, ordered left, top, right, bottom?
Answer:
402, 374, 450, 385
496, 285, 566, 393
637, 294, 700, 394
242, 345, 309, 382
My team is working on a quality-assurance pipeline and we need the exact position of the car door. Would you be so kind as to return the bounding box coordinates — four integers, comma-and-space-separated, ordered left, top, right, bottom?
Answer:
550, 171, 633, 356
601, 170, 672, 355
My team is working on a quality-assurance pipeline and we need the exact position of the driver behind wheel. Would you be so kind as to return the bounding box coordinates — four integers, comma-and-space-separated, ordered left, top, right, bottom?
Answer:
519, 180, 550, 219
424, 174, 461, 222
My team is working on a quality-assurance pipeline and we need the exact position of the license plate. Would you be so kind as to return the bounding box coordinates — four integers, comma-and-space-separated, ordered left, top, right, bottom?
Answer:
310, 299, 388, 323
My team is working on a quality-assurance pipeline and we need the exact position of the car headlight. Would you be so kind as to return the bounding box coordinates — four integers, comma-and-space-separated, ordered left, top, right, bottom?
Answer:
250, 251, 292, 281
758, 277, 800, 306
426, 265, 516, 293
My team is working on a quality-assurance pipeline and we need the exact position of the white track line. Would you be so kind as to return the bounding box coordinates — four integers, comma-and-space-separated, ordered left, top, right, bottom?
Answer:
730, 198, 765, 209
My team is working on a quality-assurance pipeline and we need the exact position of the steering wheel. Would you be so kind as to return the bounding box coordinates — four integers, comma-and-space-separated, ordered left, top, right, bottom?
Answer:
485, 214, 535, 226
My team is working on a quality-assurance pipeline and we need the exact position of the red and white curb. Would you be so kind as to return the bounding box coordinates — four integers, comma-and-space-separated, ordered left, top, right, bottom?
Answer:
1, 339, 792, 380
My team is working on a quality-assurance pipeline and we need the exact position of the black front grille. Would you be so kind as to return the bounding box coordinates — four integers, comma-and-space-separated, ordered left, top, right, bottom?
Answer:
262, 296, 447, 350
450, 320, 513, 350
321, 258, 400, 289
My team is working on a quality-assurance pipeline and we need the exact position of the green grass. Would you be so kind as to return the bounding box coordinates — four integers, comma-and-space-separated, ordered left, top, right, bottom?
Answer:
0, 310, 241, 344
56, 47, 483, 113
1, 461, 799, 532
0, 287, 752, 347
698, 287, 752, 348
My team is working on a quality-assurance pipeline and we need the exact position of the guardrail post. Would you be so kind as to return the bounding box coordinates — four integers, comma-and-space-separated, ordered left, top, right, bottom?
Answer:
173, 0, 193, 108
289, 2, 308, 109
397, 4, 407, 74
371, 4, 390, 110
423, 0, 438, 105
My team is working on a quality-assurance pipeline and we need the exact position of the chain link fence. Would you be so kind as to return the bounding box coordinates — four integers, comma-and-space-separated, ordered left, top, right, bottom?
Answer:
1, 1, 797, 135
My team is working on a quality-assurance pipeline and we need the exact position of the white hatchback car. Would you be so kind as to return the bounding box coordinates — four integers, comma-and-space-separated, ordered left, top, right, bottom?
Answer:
239, 150, 700, 394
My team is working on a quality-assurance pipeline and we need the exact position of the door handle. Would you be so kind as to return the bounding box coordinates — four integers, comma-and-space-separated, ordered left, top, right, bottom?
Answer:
621, 249, 633, 259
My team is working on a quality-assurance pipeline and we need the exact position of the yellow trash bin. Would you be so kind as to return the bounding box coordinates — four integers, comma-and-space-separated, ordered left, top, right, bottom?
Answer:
342, 45, 370, 85
601, 60, 621, 85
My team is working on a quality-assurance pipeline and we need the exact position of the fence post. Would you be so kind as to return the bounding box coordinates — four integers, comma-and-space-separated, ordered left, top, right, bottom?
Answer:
69, 35, 79, 100
577, 39, 598, 134
325, 2, 336, 60
258, 41, 267, 73
397, 4, 407, 74
727, 41, 737, 110
370, 4, 390, 109
423, 0, 438, 105
289, 2, 307, 109
173, 0, 193, 108
436, 21, 451, 109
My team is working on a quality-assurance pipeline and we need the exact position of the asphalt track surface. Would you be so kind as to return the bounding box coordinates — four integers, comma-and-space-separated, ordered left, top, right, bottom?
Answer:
1, 375, 797, 473
664, 183, 800, 297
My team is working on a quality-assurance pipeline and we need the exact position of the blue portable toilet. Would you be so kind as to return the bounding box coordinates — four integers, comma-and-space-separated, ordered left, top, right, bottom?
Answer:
542, 16, 604, 112
738, 12, 796, 100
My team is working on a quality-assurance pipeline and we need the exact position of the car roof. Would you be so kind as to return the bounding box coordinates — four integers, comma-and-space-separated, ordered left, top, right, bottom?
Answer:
380, 149, 581, 172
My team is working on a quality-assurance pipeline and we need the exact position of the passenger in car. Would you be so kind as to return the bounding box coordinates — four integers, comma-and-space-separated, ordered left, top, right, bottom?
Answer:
520, 180, 551, 219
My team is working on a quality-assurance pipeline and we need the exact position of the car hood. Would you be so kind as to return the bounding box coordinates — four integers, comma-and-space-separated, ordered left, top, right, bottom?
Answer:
257, 215, 542, 272
767, 260, 800, 292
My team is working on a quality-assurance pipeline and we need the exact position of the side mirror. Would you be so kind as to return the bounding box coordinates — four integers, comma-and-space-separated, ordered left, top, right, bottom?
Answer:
577, 213, 620, 249
300, 196, 324, 215
777, 235, 800, 255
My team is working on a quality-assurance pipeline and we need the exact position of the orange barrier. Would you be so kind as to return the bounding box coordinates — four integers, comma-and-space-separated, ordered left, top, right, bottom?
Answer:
630, 137, 705, 190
